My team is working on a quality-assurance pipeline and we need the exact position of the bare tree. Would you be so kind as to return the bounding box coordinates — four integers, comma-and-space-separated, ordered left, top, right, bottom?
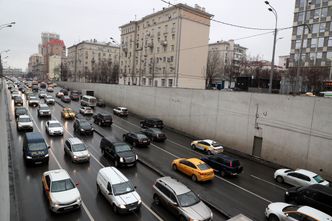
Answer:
205, 51, 222, 89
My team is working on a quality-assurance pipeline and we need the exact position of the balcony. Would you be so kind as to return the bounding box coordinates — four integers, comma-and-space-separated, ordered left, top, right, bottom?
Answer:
147, 42, 154, 48
161, 41, 167, 46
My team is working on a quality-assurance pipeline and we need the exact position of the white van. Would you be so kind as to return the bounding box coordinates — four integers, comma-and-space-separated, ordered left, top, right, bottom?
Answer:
80, 95, 97, 107
96, 167, 141, 213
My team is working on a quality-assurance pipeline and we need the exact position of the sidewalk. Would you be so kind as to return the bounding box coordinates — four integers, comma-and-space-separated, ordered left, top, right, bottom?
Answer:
0, 77, 10, 221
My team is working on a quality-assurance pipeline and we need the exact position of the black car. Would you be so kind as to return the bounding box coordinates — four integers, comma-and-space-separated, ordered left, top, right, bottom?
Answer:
23, 132, 49, 165
73, 119, 94, 135
70, 91, 80, 101
141, 128, 167, 142
15, 107, 28, 119
96, 98, 105, 107
99, 138, 137, 167
123, 132, 150, 147
61, 95, 71, 103
60, 89, 69, 95
201, 154, 243, 177
14, 96, 23, 106
285, 184, 332, 216
140, 118, 164, 129
93, 113, 112, 127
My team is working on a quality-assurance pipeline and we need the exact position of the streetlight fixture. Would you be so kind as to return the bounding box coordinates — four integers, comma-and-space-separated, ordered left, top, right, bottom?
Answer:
0, 22, 15, 30
265, 1, 278, 94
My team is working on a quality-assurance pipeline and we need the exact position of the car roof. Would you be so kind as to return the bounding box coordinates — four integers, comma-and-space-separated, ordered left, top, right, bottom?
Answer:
295, 169, 318, 177
200, 139, 216, 144
146, 118, 162, 121
99, 113, 111, 116
99, 167, 129, 185
298, 206, 332, 220
44, 169, 70, 182
301, 184, 332, 196
187, 158, 205, 165
157, 176, 190, 195
48, 120, 60, 124
19, 115, 30, 119
25, 132, 44, 141
39, 104, 48, 107
214, 154, 238, 161
66, 137, 83, 145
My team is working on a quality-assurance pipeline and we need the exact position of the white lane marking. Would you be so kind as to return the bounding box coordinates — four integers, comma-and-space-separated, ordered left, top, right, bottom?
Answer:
26, 106, 95, 221
51, 106, 164, 221
250, 175, 287, 191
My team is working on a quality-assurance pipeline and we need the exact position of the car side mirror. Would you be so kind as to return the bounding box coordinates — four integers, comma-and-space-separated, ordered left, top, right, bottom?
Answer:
48, 146, 50, 149
45, 187, 50, 192
76, 182, 80, 186
170, 200, 177, 206
108, 191, 112, 195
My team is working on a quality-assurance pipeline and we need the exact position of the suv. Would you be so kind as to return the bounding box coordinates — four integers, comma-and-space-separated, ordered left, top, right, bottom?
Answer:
15, 107, 28, 119
28, 96, 40, 107
96, 167, 141, 213
141, 128, 167, 142
17, 115, 33, 132
140, 118, 164, 129
93, 113, 112, 127
153, 176, 213, 221
70, 91, 80, 101
99, 138, 137, 167
285, 184, 332, 216
73, 119, 94, 135
201, 154, 243, 177
64, 137, 90, 163
113, 107, 128, 117
23, 132, 50, 165
44, 95, 55, 105
37, 104, 51, 117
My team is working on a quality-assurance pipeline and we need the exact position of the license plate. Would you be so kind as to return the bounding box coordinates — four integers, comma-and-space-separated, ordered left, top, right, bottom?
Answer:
35, 161, 42, 164
129, 207, 136, 211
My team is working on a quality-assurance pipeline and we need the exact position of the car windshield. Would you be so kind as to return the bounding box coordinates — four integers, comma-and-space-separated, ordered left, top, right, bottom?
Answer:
177, 191, 200, 207
16, 109, 27, 114
101, 115, 111, 119
72, 143, 87, 152
28, 142, 47, 151
136, 133, 147, 139
40, 106, 49, 110
149, 128, 162, 133
64, 109, 72, 113
80, 121, 91, 127
19, 117, 31, 122
112, 181, 134, 196
115, 144, 132, 153
85, 107, 92, 111
282, 205, 300, 212
313, 175, 325, 183
51, 179, 75, 193
212, 142, 222, 147
197, 163, 210, 171
46, 96, 53, 99
49, 122, 61, 128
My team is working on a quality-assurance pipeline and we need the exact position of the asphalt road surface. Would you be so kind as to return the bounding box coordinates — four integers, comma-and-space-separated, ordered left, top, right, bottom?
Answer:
5, 86, 292, 221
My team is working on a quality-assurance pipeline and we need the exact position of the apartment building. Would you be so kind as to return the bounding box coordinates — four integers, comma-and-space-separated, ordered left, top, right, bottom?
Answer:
289, 0, 332, 68
119, 3, 213, 89
67, 40, 120, 82
48, 55, 61, 80
278, 55, 290, 69
28, 53, 43, 73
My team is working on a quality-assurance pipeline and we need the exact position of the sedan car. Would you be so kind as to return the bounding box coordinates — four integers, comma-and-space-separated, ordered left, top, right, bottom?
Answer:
73, 119, 94, 135
191, 139, 224, 155
16, 115, 33, 132
42, 169, 81, 213
274, 168, 329, 187
15, 107, 28, 119
123, 132, 150, 147
265, 202, 332, 221
172, 158, 215, 182
61, 95, 71, 103
44, 95, 55, 105
45, 120, 64, 136
140, 128, 167, 142
13, 96, 23, 106
62, 107, 76, 119
39, 91, 47, 98
64, 138, 90, 163
79, 107, 93, 115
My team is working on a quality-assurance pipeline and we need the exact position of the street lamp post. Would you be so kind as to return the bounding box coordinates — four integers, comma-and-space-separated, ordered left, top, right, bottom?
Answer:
265, 1, 278, 94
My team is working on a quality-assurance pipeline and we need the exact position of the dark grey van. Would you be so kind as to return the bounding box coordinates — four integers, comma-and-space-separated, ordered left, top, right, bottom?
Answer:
23, 132, 49, 165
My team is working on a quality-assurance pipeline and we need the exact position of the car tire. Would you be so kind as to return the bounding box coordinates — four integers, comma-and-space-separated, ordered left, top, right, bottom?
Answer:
268, 214, 279, 221
276, 176, 284, 183
192, 174, 198, 182
172, 164, 177, 171
220, 170, 226, 177
191, 144, 196, 150
140, 123, 144, 128
153, 194, 160, 206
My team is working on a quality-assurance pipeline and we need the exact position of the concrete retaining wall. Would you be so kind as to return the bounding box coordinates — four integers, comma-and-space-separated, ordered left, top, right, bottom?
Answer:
58, 81, 332, 180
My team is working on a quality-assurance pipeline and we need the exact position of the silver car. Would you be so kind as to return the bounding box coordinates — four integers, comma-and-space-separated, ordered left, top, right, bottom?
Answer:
265, 202, 332, 221
153, 176, 213, 221
64, 137, 90, 163
16, 115, 33, 131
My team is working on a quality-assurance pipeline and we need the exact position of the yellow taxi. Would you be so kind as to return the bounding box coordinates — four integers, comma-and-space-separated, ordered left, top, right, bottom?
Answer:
61, 107, 76, 119
172, 158, 215, 182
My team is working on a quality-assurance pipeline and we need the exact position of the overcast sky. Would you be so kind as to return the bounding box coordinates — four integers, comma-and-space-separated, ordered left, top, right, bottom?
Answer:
0, 0, 295, 70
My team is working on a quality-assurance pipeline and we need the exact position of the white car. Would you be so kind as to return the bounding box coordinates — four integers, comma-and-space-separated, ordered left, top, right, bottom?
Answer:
191, 139, 224, 155
28, 96, 40, 107
44, 95, 55, 105
265, 202, 332, 221
113, 107, 128, 117
64, 138, 90, 163
11, 92, 20, 99
274, 168, 329, 187
79, 107, 93, 115
45, 120, 64, 136
16, 115, 33, 131
42, 169, 81, 213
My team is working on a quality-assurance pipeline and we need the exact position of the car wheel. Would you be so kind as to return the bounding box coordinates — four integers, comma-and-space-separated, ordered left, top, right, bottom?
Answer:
114, 160, 119, 167
192, 174, 197, 182
133, 141, 137, 147
153, 194, 160, 206
140, 123, 144, 128
276, 176, 284, 183
96, 183, 100, 194
191, 144, 196, 150
268, 214, 279, 221
112, 204, 118, 214
172, 164, 177, 171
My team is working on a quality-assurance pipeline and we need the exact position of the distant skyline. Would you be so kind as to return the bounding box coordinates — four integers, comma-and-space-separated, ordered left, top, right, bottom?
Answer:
0, 0, 294, 70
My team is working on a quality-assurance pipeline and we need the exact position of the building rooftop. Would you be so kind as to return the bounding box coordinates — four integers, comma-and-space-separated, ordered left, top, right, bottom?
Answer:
67, 40, 119, 49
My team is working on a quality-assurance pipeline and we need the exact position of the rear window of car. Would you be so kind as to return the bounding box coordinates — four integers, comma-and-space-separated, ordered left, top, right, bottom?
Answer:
230, 160, 240, 167
101, 114, 112, 119
197, 163, 211, 171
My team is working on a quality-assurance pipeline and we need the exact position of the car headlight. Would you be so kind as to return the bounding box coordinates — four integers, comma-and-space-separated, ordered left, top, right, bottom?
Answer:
74, 156, 78, 159
285, 191, 289, 195
119, 157, 124, 163
45, 154, 49, 157
76, 198, 81, 203
80, 128, 84, 131
137, 199, 142, 204
87, 153, 90, 157
135, 155, 138, 160
26, 156, 32, 159
119, 204, 126, 209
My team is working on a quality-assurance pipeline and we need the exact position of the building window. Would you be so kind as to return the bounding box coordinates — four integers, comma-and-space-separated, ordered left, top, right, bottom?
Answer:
317, 52, 323, 59
312, 24, 319, 33
297, 12, 304, 22
327, 51, 332, 59
322, 7, 328, 17
318, 37, 324, 47
295, 40, 301, 49
171, 45, 175, 51
161, 79, 166, 87
328, 37, 332, 46
149, 78, 152, 86
297, 26, 303, 35
172, 34, 175, 40
314, 9, 320, 18
154, 80, 158, 87
320, 23, 326, 32
170, 56, 174, 62
142, 78, 146, 85
168, 79, 173, 87
311, 38, 317, 48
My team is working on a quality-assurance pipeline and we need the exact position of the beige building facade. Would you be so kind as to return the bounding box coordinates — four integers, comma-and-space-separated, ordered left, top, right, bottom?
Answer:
67, 40, 120, 82
48, 55, 61, 80
119, 3, 213, 89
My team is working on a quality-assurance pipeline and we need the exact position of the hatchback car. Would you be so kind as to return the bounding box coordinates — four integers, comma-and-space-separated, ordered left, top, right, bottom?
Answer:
201, 154, 243, 177
64, 138, 90, 163
153, 176, 213, 221
16, 115, 33, 132
42, 169, 81, 213
45, 120, 64, 136
140, 128, 167, 142
172, 158, 215, 182
79, 107, 94, 115
61, 95, 71, 103
140, 118, 164, 129
113, 107, 128, 117
73, 119, 94, 135
265, 202, 332, 221
37, 104, 51, 117
191, 139, 224, 155
93, 113, 112, 126
15, 107, 28, 119
274, 168, 329, 187
123, 132, 150, 147
62, 107, 76, 119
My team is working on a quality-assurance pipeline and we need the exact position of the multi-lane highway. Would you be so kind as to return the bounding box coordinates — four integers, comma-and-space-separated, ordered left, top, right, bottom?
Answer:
5, 84, 292, 221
